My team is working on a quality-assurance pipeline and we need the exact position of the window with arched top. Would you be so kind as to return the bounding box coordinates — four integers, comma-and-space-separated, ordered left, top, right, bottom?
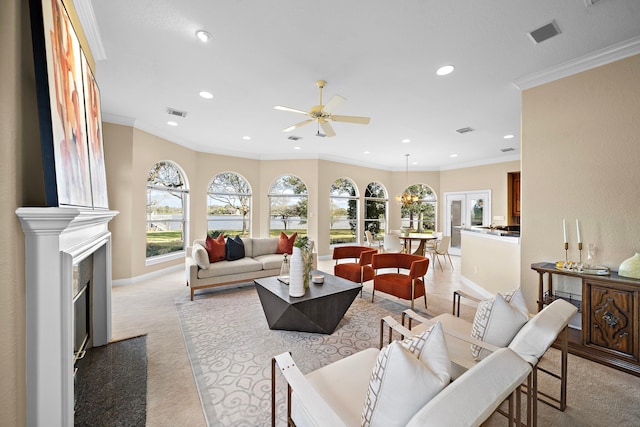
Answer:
365, 182, 388, 237
329, 178, 358, 244
269, 175, 308, 237
400, 184, 437, 232
207, 172, 252, 237
146, 161, 189, 258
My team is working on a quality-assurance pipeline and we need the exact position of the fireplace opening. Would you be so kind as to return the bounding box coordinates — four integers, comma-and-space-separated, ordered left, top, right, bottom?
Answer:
73, 254, 93, 383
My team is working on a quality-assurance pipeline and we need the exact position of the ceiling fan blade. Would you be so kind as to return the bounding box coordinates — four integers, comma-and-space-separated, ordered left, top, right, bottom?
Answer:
282, 119, 313, 132
320, 120, 336, 137
323, 95, 346, 114
274, 105, 309, 115
331, 115, 371, 125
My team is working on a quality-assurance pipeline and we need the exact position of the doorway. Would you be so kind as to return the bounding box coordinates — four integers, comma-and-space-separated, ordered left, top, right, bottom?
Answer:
444, 191, 491, 255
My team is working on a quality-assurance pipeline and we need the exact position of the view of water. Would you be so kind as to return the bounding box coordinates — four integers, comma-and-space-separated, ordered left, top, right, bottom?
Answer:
148, 215, 353, 232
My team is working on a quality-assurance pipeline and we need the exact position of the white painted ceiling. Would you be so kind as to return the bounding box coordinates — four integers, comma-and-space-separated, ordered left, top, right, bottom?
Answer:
82, 0, 640, 171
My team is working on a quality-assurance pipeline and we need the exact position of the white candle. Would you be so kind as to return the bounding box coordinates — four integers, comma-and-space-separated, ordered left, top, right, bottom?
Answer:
576, 219, 581, 244
563, 219, 567, 243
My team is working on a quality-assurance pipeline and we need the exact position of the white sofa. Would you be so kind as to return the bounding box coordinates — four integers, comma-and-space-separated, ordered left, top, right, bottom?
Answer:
185, 237, 316, 301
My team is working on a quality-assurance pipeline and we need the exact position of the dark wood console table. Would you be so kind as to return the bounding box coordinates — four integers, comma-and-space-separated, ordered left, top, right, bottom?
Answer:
531, 262, 640, 376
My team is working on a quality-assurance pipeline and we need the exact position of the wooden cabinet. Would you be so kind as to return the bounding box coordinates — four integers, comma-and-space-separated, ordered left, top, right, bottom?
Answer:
508, 172, 520, 222
532, 262, 640, 376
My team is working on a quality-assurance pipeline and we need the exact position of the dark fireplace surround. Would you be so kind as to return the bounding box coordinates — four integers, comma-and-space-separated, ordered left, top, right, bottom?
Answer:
16, 207, 118, 426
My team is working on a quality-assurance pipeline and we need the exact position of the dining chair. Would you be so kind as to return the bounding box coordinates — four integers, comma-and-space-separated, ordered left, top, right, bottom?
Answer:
428, 235, 453, 271
382, 233, 403, 253
364, 230, 381, 248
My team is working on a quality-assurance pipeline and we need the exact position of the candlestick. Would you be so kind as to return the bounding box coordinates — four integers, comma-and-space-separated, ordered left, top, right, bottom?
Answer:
563, 219, 567, 244
578, 242, 583, 264
576, 219, 581, 244
565, 242, 569, 263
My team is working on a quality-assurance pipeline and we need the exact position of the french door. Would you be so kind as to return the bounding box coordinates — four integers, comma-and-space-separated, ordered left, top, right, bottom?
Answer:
444, 191, 491, 255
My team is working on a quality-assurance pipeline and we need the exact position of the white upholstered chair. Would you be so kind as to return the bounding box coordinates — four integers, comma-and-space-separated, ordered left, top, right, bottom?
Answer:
382, 233, 403, 253
388, 298, 578, 427
272, 338, 531, 426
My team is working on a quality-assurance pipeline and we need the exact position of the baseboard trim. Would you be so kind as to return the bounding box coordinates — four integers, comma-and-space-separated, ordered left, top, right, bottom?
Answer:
113, 264, 183, 286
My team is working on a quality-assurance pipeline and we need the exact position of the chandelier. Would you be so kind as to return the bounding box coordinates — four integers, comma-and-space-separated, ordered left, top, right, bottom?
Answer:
396, 154, 419, 206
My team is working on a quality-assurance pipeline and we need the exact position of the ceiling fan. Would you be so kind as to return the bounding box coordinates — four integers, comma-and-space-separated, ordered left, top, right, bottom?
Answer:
274, 80, 371, 137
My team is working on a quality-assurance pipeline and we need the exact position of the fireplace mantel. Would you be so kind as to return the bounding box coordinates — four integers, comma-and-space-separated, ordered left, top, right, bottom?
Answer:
16, 207, 118, 427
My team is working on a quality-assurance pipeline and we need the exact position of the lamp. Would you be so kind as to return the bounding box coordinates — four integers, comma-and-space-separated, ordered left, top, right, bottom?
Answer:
396, 154, 419, 206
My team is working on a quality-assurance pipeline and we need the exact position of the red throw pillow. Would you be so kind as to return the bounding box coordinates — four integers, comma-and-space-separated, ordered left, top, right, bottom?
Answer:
276, 232, 297, 255
205, 234, 226, 263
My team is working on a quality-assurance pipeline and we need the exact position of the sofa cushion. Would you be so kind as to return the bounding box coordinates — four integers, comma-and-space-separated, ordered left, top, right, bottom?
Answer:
252, 238, 279, 257
192, 243, 210, 269
470, 293, 528, 360
205, 234, 226, 263
255, 253, 285, 270
197, 257, 263, 279
225, 235, 245, 261
276, 232, 297, 254
361, 324, 450, 427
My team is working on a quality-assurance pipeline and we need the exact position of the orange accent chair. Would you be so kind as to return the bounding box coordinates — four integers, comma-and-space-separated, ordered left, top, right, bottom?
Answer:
332, 246, 378, 296
371, 253, 429, 309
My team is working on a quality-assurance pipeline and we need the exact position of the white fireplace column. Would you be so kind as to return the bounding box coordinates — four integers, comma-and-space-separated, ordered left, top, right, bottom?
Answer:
16, 207, 118, 427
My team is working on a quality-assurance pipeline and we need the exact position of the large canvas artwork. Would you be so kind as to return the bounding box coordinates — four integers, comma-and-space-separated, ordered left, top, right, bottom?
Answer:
29, 0, 108, 209
82, 52, 109, 209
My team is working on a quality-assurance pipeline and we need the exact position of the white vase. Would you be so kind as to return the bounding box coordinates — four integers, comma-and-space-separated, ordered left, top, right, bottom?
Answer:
289, 247, 305, 297
618, 252, 640, 279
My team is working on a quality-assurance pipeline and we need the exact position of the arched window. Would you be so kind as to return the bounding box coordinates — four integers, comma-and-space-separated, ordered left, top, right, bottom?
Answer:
146, 161, 189, 258
329, 178, 358, 244
400, 184, 437, 233
365, 182, 388, 237
207, 172, 252, 237
269, 175, 308, 237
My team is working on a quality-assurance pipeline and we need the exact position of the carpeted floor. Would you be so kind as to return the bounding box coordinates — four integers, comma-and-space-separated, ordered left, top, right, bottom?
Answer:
175, 284, 454, 426
74, 335, 148, 427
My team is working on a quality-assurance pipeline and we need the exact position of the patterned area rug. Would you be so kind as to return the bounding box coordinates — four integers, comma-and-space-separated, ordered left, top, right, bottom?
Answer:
175, 284, 436, 426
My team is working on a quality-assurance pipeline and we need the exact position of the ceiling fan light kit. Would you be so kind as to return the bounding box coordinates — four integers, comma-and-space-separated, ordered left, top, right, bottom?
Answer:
274, 80, 370, 137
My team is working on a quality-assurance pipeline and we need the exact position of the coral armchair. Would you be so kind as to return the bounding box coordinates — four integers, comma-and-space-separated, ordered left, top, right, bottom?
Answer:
332, 246, 378, 296
371, 253, 429, 309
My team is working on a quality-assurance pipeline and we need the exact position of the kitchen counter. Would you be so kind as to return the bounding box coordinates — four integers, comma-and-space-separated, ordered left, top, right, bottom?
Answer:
459, 228, 520, 297
462, 226, 520, 238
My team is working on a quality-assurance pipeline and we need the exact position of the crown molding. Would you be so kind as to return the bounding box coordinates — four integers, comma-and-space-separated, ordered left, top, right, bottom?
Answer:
72, 0, 107, 61
513, 35, 640, 90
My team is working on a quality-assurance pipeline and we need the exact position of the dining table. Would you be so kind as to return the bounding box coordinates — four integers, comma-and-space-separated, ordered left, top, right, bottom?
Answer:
399, 233, 437, 257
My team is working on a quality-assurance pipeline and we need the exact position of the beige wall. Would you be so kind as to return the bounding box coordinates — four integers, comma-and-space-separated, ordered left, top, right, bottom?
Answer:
520, 54, 640, 310
439, 160, 521, 231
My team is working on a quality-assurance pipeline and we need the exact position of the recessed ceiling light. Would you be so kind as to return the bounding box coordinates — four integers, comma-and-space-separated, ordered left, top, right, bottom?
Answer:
411, 161, 418, 165
242, 136, 251, 140
364, 151, 370, 154
401, 139, 411, 143
167, 121, 178, 126
504, 134, 515, 139
196, 30, 211, 42
293, 146, 301, 150
450, 154, 458, 158
199, 91, 213, 99
436, 65, 455, 76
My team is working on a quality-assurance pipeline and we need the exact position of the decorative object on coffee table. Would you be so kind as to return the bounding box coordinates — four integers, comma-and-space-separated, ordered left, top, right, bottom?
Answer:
618, 252, 640, 279
289, 247, 305, 297
278, 253, 290, 283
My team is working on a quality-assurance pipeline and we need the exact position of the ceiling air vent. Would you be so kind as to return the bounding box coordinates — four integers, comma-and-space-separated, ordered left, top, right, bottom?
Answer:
166, 107, 188, 118
288, 135, 302, 141
501, 147, 515, 152
456, 127, 474, 134
528, 20, 561, 44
